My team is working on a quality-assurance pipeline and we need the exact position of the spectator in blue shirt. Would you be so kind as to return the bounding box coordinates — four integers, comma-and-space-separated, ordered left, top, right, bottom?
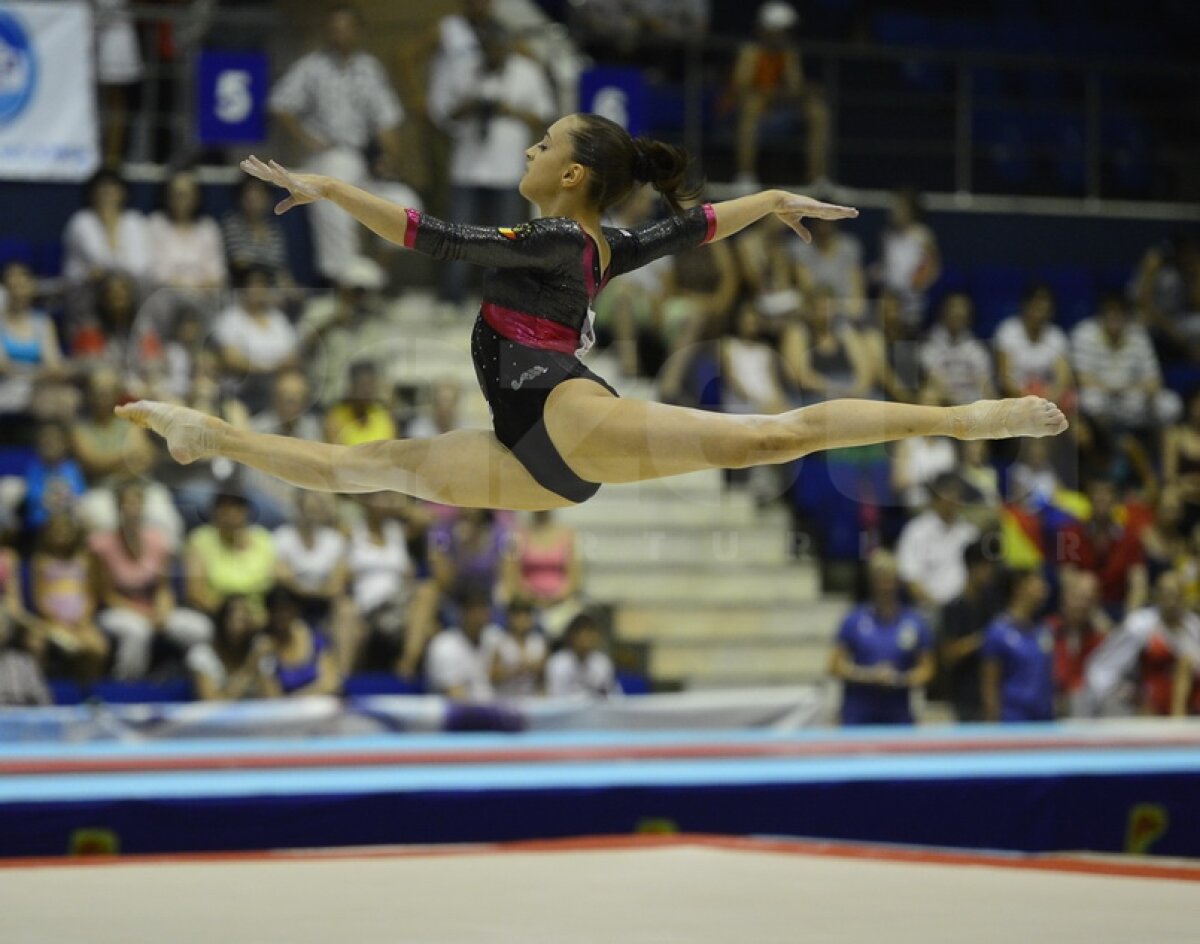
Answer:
830, 549, 935, 725
982, 569, 1055, 722
24, 421, 87, 531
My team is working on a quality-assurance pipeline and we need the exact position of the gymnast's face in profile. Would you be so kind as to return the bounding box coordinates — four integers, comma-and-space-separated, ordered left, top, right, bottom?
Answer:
520, 115, 586, 210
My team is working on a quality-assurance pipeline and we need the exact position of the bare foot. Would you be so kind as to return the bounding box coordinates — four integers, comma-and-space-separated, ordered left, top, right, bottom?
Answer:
954, 396, 1069, 440
115, 400, 226, 464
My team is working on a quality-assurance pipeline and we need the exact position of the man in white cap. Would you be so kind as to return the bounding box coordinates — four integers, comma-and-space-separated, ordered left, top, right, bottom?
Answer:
732, 1, 829, 188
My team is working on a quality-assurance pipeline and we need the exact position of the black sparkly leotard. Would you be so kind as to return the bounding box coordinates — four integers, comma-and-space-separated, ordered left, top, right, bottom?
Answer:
402, 203, 717, 503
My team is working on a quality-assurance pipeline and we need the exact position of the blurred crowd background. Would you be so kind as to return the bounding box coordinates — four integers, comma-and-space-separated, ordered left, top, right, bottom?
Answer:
0, 0, 1198, 725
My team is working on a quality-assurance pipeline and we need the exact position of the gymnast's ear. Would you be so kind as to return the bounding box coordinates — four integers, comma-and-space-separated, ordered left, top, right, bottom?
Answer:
561, 162, 586, 191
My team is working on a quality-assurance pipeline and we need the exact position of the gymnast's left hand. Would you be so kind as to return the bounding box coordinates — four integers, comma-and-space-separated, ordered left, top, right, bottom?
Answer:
240, 155, 328, 215
773, 192, 858, 243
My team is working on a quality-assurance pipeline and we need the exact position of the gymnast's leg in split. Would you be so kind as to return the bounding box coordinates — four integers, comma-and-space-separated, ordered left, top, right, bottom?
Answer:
116, 387, 1066, 512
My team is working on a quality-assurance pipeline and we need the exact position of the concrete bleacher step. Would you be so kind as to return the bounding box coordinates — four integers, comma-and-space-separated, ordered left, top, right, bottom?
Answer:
587, 564, 820, 604
616, 598, 846, 643
576, 525, 791, 566
649, 638, 833, 683
561, 491, 789, 529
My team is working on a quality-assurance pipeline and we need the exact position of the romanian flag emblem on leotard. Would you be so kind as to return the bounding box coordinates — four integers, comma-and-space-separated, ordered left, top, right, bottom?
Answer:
498, 224, 530, 240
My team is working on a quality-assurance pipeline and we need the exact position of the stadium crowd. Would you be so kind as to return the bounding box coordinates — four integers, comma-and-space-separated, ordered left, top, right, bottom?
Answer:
0, 0, 1198, 724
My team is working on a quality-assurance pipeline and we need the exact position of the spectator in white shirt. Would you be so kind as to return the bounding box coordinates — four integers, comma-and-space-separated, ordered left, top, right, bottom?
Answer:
425, 590, 497, 700
481, 596, 548, 697
273, 489, 350, 648
1071, 294, 1181, 433
428, 24, 555, 304
214, 266, 300, 414
919, 292, 994, 406
269, 5, 421, 280
993, 283, 1073, 404
147, 168, 227, 294
63, 169, 150, 297
877, 189, 940, 328
406, 376, 464, 440
895, 472, 981, 608
545, 612, 622, 698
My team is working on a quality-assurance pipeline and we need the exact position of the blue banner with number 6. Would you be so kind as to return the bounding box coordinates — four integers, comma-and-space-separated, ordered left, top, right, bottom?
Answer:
197, 50, 268, 145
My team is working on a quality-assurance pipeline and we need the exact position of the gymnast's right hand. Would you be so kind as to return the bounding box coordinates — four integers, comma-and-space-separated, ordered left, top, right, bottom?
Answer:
240, 155, 328, 215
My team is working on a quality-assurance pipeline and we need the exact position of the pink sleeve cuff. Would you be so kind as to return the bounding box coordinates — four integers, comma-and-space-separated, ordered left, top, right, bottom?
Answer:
702, 203, 717, 243
403, 208, 422, 248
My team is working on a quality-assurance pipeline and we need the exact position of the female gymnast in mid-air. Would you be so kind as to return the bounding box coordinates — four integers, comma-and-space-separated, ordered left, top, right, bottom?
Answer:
118, 114, 1067, 510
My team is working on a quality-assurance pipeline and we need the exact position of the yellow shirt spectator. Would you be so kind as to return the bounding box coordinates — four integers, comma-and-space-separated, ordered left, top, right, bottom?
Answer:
325, 402, 397, 446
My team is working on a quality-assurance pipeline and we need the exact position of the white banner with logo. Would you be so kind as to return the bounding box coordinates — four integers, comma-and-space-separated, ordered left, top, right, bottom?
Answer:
0, 1, 98, 180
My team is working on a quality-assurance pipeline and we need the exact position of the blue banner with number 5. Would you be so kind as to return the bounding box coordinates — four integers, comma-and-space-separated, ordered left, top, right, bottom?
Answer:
197, 50, 268, 145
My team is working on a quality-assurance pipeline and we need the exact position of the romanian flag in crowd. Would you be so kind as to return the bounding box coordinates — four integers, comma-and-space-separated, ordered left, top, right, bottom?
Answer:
1000, 489, 1152, 568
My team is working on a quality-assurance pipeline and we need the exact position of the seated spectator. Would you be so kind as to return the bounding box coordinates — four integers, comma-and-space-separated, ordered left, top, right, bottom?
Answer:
780, 287, 871, 404
982, 569, 1054, 722
70, 367, 155, 486
274, 490, 350, 647
262, 586, 341, 697
246, 370, 323, 526
161, 304, 206, 402
324, 360, 396, 446
896, 472, 981, 608
861, 288, 921, 402
890, 434, 957, 511
268, 4, 421, 281
425, 589, 497, 700
657, 211, 739, 352
187, 594, 279, 701
184, 489, 277, 621
297, 256, 386, 408
939, 540, 1002, 722
147, 168, 227, 294
593, 189, 672, 379
62, 168, 150, 293
427, 22, 555, 305
503, 509, 582, 639
1084, 570, 1200, 717
919, 293, 994, 406
24, 422, 87, 532
33, 514, 108, 684
94, 0, 142, 165
1048, 570, 1110, 717
0, 261, 70, 416
214, 265, 298, 413
876, 189, 940, 328
482, 596, 547, 697
1054, 477, 1148, 617
829, 548, 934, 726
733, 218, 804, 331
793, 219, 866, 323
70, 271, 167, 397
993, 283, 1073, 404
406, 377, 464, 439
430, 507, 509, 602
959, 441, 1001, 528
1140, 485, 1190, 584
90, 481, 211, 679
1131, 235, 1200, 362
730, 2, 829, 186
0, 610, 50, 706
722, 300, 790, 414
346, 492, 423, 672
1072, 295, 1180, 436
1164, 390, 1200, 529
1007, 437, 1061, 509
222, 177, 291, 283
545, 612, 621, 699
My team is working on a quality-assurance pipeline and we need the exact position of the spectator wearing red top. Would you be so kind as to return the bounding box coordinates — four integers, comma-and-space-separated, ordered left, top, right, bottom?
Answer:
1083, 571, 1200, 717
1046, 570, 1110, 717
1055, 478, 1148, 617
91, 481, 212, 679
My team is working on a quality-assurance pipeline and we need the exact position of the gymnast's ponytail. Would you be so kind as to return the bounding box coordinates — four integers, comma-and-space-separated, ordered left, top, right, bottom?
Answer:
569, 113, 702, 214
